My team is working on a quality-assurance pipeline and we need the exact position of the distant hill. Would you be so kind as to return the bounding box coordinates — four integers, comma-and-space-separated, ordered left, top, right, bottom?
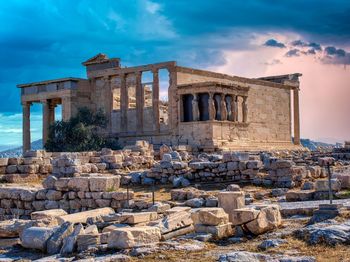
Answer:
0, 138, 338, 157
300, 138, 336, 151
0, 139, 43, 158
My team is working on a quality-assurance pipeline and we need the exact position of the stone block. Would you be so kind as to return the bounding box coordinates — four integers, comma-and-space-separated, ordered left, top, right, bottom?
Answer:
197, 208, 229, 226
89, 176, 120, 192
107, 226, 161, 249
46, 190, 63, 201
148, 211, 193, 234
5, 165, 18, 174
332, 173, 350, 189
43, 176, 58, 191
47, 222, 74, 255
218, 191, 245, 222
286, 190, 314, 202
315, 179, 341, 192
120, 212, 157, 224
77, 233, 100, 252
230, 208, 260, 226
246, 205, 281, 235
68, 177, 90, 192
0, 158, 9, 167
58, 207, 115, 224
194, 223, 233, 239
31, 209, 68, 220
60, 223, 84, 255
21, 227, 55, 251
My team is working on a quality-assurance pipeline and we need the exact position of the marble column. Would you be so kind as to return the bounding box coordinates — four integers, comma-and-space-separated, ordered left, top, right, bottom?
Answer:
49, 102, 55, 125
106, 76, 113, 133
62, 97, 71, 121
120, 73, 128, 132
42, 100, 50, 145
220, 94, 227, 121
135, 71, 143, 132
293, 89, 301, 145
208, 92, 215, 120
152, 69, 160, 132
242, 96, 248, 123
22, 102, 31, 153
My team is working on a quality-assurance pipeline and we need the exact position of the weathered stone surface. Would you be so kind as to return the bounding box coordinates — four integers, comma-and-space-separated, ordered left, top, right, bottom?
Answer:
315, 179, 341, 192
258, 238, 287, 250
218, 251, 272, 262
77, 233, 100, 252
194, 223, 233, 239
246, 205, 282, 235
47, 222, 74, 255
196, 208, 229, 226
0, 158, 9, 166
0, 219, 32, 238
107, 226, 161, 249
120, 212, 157, 224
149, 211, 193, 234
58, 207, 115, 224
89, 176, 121, 192
218, 191, 245, 222
21, 227, 55, 251
230, 208, 260, 226
294, 220, 350, 246
60, 223, 84, 255
286, 190, 314, 202
31, 209, 68, 220
67, 177, 90, 192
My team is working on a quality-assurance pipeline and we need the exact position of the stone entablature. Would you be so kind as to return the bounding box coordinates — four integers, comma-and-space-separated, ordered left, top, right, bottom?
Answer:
17, 53, 302, 152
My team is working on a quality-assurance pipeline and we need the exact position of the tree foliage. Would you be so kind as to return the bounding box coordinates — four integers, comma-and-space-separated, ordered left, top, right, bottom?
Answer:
45, 107, 120, 152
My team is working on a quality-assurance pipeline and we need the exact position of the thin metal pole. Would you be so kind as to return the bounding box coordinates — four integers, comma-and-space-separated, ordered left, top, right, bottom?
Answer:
152, 182, 155, 205
327, 163, 333, 205
126, 184, 129, 208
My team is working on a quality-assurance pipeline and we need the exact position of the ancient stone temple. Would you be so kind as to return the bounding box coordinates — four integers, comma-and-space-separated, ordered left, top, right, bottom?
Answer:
18, 53, 302, 152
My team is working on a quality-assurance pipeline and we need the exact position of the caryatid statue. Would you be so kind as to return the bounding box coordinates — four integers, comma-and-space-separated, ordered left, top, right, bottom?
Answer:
220, 94, 228, 121
209, 93, 216, 120
243, 96, 248, 123
192, 94, 200, 121
233, 96, 238, 121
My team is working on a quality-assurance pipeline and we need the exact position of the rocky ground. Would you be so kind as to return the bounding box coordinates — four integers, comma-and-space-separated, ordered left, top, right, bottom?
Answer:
0, 143, 350, 261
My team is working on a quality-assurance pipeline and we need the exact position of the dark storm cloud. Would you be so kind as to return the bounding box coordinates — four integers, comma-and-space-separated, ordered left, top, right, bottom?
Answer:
264, 39, 286, 48
285, 49, 300, 57
1, 0, 350, 113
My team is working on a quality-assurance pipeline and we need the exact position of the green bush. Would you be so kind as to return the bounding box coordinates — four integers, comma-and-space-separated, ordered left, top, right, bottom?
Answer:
45, 107, 120, 152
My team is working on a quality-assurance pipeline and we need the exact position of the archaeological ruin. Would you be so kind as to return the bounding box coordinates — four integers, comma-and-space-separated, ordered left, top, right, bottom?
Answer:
18, 53, 302, 152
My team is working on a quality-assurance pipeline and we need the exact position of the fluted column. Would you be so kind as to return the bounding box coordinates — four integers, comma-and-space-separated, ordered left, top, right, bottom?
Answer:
106, 76, 113, 133
49, 102, 55, 125
135, 71, 143, 132
62, 97, 71, 121
208, 92, 215, 120
242, 96, 248, 123
293, 89, 300, 145
152, 69, 160, 132
22, 102, 31, 153
120, 73, 128, 132
42, 100, 50, 145
220, 94, 227, 121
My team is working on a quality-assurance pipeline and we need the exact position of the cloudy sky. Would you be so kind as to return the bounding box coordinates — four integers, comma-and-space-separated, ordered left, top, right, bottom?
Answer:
0, 0, 349, 150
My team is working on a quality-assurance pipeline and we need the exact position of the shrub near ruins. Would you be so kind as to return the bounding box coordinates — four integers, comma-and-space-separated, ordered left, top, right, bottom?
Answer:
45, 107, 120, 152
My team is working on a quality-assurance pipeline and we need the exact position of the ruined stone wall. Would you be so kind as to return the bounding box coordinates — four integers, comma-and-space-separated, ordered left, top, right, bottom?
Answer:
248, 84, 292, 143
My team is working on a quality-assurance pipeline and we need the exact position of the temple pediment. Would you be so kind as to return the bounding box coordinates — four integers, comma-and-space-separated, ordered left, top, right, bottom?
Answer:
82, 53, 110, 66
